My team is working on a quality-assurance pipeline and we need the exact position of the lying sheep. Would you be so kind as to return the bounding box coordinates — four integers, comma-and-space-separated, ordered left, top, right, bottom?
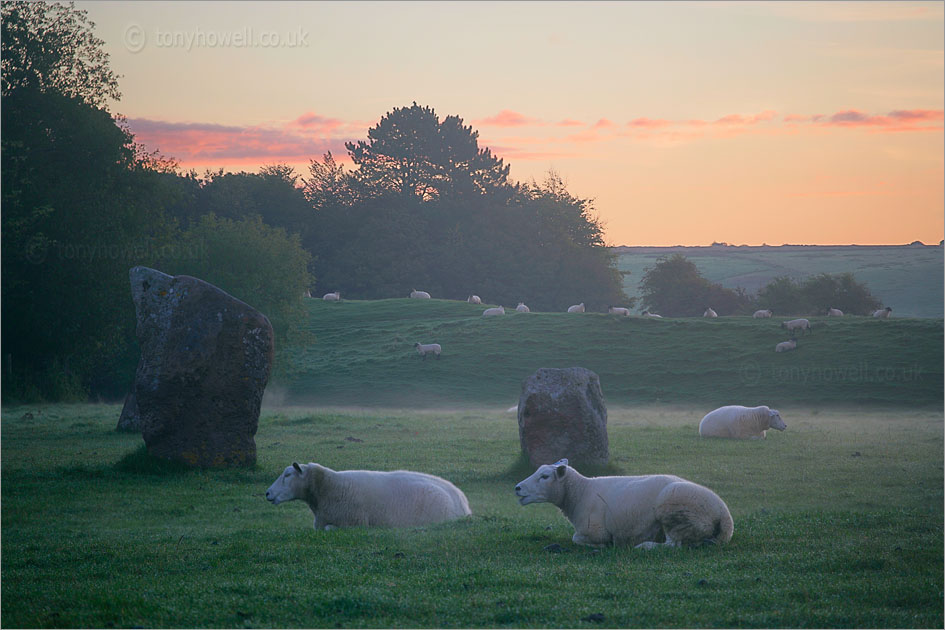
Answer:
703, 307, 718, 318
409, 289, 431, 299
827, 308, 844, 317
467, 295, 482, 304
414, 342, 441, 360
515, 459, 733, 549
267, 462, 471, 530
483, 306, 505, 317
323, 291, 340, 301
608, 306, 631, 317
699, 405, 787, 439
781, 318, 811, 334
775, 339, 797, 353
516, 302, 530, 313
752, 309, 773, 319
641, 310, 662, 318
872, 307, 893, 319
567, 302, 585, 313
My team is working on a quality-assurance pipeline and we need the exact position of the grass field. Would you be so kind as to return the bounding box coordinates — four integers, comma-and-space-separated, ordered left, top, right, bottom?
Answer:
277, 298, 942, 408
1, 403, 942, 628
614, 245, 944, 318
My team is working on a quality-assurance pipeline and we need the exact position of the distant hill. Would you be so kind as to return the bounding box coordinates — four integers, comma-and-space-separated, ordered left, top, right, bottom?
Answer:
612, 244, 944, 318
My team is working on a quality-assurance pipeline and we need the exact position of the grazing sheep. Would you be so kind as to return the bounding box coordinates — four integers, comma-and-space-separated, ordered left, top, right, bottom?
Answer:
516, 302, 530, 313
641, 310, 662, 318
483, 306, 505, 317
699, 405, 787, 440
414, 342, 441, 360
515, 459, 733, 549
267, 462, 471, 530
409, 289, 432, 299
775, 339, 797, 353
703, 307, 718, 318
567, 303, 585, 313
872, 307, 893, 319
323, 291, 340, 301
781, 318, 811, 334
753, 309, 773, 319
608, 306, 631, 317
467, 295, 482, 304
827, 308, 844, 317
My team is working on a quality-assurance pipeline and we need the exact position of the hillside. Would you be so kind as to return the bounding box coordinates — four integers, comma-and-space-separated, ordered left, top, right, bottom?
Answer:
614, 244, 944, 318
276, 299, 943, 408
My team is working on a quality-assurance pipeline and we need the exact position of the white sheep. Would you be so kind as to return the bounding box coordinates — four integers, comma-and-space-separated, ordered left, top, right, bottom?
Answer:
775, 339, 797, 353
872, 307, 893, 319
827, 308, 844, 317
516, 302, 530, 313
567, 302, 585, 313
698, 405, 787, 440
752, 309, 773, 319
641, 310, 662, 318
467, 295, 482, 304
515, 459, 733, 549
703, 307, 718, 318
323, 291, 340, 301
267, 462, 471, 530
414, 342, 441, 360
409, 289, 432, 299
482, 306, 505, 317
781, 318, 811, 334
608, 306, 630, 317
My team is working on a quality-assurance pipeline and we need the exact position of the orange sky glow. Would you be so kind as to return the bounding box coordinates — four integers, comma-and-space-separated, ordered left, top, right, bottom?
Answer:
79, 1, 944, 246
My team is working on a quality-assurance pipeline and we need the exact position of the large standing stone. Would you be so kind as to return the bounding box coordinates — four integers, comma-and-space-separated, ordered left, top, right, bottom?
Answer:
517, 367, 609, 468
125, 266, 273, 467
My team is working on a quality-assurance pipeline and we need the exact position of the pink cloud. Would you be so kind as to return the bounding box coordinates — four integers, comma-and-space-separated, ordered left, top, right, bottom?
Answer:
557, 118, 585, 127
592, 118, 616, 129
627, 117, 672, 128
474, 110, 543, 127
292, 111, 345, 132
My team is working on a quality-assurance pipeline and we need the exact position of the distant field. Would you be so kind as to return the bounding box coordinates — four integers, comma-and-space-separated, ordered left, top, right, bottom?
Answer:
277, 299, 943, 408
614, 245, 944, 318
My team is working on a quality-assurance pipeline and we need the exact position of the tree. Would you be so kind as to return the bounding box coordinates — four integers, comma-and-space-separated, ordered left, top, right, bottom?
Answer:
756, 273, 881, 316
639, 254, 750, 316
345, 103, 511, 201
1, 1, 120, 108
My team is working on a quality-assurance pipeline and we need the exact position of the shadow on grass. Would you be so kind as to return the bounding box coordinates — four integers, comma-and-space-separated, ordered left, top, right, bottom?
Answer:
113, 445, 195, 476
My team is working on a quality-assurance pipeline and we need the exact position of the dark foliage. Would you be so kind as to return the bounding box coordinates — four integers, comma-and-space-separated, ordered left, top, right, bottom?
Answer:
757, 273, 882, 316
639, 254, 751, 316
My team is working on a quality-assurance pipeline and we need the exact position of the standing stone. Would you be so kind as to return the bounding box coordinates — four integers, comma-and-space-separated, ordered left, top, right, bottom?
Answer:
116, 391, 139, 432
126, 266, 273, 468
517, 367, 609, 468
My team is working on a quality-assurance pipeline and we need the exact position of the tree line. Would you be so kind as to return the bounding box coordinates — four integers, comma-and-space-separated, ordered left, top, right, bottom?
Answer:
639, 254, 882, 317
1, 1, 625, 401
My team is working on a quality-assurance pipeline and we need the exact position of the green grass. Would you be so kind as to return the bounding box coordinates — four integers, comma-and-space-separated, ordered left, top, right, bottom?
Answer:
2, 404, 942, 628
615, 245, 944, 318
277, 298, 942, 408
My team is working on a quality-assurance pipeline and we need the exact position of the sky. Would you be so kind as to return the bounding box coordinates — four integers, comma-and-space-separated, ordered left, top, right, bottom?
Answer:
77, 1, 944, 246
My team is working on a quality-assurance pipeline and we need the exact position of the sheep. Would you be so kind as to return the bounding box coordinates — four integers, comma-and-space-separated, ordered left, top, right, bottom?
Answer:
698, 405, 787, 440
516, 302, 530, 313
827, 308, 844, 317
567, 302, 585, 313
515, 458, 733, 549
781, 318, 811, 334
703, 307, 718, 318
467, 295, 482, 304
752, 309, 773, 319
872, 307, 893, 319
775, 339, 797, 353
409, 289, 432, 299
641, 310, 662, 318
482, 306, 505, 317
414, 342, 441, 360
267, 462, 471, 530
323, 291, 340, 301
608, 306, 631, 317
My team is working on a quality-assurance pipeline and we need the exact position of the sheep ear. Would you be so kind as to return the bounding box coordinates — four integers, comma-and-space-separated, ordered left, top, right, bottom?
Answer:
555, 463, 567, 479
292, 462, 303, 474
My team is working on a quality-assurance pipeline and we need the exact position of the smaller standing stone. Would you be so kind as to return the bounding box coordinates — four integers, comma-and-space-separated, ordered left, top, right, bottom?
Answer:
116, 391, 139, 432
517, 367, 609, 468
